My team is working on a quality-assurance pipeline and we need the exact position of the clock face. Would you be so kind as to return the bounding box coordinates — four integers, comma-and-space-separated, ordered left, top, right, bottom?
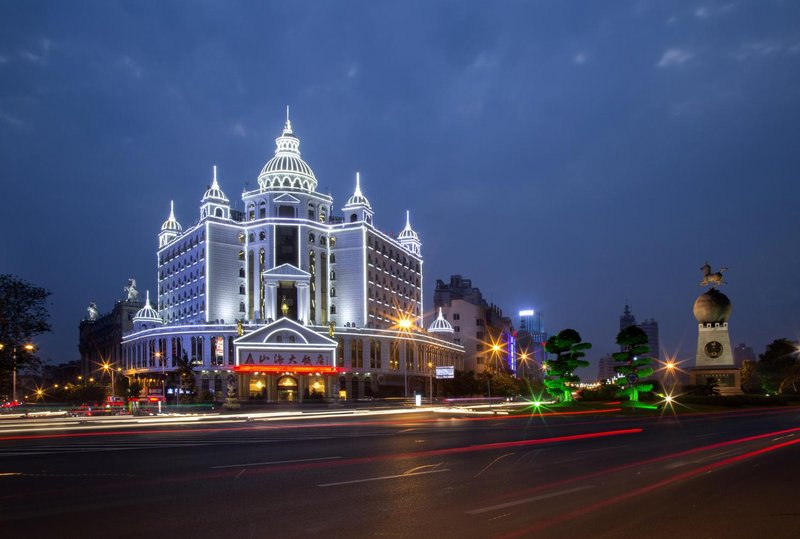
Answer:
705, 341, 723, 359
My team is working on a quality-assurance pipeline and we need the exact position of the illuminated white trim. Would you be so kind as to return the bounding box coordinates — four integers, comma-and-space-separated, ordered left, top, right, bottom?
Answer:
205, 221, 210, 322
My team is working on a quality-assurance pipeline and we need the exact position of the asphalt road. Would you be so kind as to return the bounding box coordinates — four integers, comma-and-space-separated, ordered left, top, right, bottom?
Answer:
1, 406, 799, 539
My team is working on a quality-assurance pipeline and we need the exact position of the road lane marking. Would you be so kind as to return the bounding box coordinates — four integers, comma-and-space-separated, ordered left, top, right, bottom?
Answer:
317, 468, 450, 487
465, 486, 593, 515
211, 456, 342, 469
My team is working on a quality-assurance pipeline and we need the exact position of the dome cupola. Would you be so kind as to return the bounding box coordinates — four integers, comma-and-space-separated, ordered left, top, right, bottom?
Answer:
398, 210, 421, 256
133, 290, 162, 330
161, 200, 182, 232
428, 307, 454, 334
202, 165, 229, 203
257, 107, 317, 192
201, 165, 230, 220
342, 172, 374, 224
159, 200, 182, 247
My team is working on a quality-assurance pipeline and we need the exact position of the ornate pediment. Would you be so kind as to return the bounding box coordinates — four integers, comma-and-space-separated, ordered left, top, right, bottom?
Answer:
273, 193, 301, 204
234, 317, 336, 347
233, 317, 339, 372
262, 263, 311, 280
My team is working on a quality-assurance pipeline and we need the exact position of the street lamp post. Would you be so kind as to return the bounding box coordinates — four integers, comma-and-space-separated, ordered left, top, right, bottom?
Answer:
427, 361, 433, 403
101, 362, 116, 398
1, 343, 34, 403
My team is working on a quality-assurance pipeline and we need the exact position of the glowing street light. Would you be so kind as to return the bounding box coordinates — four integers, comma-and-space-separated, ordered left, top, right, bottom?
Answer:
0, 342, 35, 403
101, 361, 117, 397
427, 360, 434, 403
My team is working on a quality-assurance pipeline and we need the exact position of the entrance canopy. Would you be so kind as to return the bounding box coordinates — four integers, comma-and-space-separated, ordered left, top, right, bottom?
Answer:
233, 317, 341, 375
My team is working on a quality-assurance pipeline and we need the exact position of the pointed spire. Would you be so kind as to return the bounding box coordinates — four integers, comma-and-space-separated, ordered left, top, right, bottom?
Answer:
284, 105, 292, 133
344, 171, 372, 210
145, 290, 152, 307
438, 307, 444, 319
212, 165, 219, 189
169, 200, 175, 219
405, 210, 411, 229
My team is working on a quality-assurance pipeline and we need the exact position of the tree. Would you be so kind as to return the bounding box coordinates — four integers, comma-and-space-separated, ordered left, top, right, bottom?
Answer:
757, 339, 800, 394
128, 379, 143, 399
543, 329, 591, 403
0, 275, 52, 397
175, 351, 196, 404
740, 360, 760, 394
477, 370, 522, 397
613, 326, 654, 402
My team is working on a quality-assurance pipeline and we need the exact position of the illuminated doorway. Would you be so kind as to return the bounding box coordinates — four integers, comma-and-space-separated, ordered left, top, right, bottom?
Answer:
277, 376, 298, 402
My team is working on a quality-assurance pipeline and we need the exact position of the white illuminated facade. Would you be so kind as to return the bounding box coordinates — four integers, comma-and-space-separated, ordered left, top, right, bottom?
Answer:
122, 115, 463, 401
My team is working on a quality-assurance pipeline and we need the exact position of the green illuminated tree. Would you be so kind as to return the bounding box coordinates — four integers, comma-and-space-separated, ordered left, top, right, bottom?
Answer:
543, 329, 591, 403
613, 326, 654, 402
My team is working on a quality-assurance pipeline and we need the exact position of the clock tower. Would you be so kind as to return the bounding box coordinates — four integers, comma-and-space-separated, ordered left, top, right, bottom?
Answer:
690, 264, 741, 394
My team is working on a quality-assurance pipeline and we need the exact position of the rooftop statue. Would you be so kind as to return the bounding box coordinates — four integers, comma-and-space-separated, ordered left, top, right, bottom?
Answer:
700, 262, 727, 287
87, 302, 98, 321
124, 278, 139, 302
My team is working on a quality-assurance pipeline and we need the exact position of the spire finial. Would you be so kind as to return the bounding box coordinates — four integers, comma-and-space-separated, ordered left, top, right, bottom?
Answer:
285, 105, 292, 132
145, 290, 151, 307
406, 210, 411, 229
212, 165, 219, 188
438, 306, 443, 318
169, 200, 175, 219
355, 171, 362, 196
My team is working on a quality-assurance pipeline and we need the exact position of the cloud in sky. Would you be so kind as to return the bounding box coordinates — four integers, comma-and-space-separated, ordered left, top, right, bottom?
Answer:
657, 48, 694, 67
0, 110, 26, 128
734, 40, 800, 61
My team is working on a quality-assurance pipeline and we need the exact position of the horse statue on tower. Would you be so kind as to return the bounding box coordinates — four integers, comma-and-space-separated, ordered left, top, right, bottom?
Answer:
700, 262, 727, 287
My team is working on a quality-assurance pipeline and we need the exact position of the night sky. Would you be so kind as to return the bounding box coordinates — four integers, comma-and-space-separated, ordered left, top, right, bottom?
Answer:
2, 1, 799, 376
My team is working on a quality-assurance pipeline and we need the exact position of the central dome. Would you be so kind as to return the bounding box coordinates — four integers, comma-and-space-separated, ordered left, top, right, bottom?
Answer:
693, 288, 732, 324
257, 117, 317, 192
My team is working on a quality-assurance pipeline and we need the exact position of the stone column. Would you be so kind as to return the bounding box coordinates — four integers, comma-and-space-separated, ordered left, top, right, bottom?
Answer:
265, 282, 278, 321
295, 282, 310, 325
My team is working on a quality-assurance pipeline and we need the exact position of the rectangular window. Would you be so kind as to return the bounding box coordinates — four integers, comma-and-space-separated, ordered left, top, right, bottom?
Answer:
453, 313, 460, 320
275, 225, 298, 266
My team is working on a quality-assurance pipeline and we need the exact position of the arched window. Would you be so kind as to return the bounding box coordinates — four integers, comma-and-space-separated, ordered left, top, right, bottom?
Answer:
239, 267, 245, 278
248, 203, 255, 221
319, 206, 327, 223
330, 304, 337, 315
239, 285, 245, 295
228, 336, 234, 365
239, 301, 245, 312
249, 233, 255, 242
350, 213, 357, 222
259, 231, 266, 241
330, 270, 336, 280
259, 200, 267, 219
330, 287, 336, 297
308, 233, 315, 243
307, 202, 315, 221
351, 339, 363, 369
214, 208, 223, 217
330, 253, 335, 263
